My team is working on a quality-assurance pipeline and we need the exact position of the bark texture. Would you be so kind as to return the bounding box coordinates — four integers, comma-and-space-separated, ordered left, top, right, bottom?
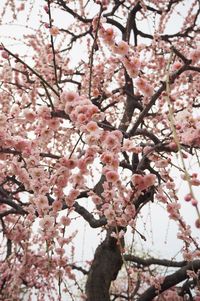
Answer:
85, 230, 123, 301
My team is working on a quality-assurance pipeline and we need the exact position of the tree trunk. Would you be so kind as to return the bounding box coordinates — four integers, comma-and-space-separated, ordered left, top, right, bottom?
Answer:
85, 229, 124, 301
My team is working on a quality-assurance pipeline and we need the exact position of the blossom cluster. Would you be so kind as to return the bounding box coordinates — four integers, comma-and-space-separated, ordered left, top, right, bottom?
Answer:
97, 20, 153, 96
175, 110, 200, 147
61, 91, 102, 127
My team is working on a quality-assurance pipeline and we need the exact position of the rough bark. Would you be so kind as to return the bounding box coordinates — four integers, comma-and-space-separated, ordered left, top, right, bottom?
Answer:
85, 229, 124, 301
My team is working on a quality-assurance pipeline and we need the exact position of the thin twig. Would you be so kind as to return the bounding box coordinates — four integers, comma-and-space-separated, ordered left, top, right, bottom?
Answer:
2, 45, 59, 97
88, 5, 103, 98
47, 0, 60, 91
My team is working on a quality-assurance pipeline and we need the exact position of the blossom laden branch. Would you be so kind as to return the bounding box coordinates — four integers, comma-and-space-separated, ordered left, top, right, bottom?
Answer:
2, 45, 59, 97
0, 1, 200, 300
128, 63, 195, 136
46, 0, 60, 91
138, 260, 200, 301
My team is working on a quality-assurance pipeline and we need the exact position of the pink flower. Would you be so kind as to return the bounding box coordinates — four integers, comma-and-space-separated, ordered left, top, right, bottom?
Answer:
116, 216, 128, 227
184, 194, 192, 202
190, 177, 200, 186
142, 84, 153, 97
35, 195, 49, 210
113, 41, 129, 56
91, 195, 102, 205
52, 200, 63, 212
65, 197, 75, 207
124, 204, 136, 217
85, 155, 94, 165
112, 130, 123, 142
183, 251, 193, 261
50, 26, 59, 36
39, 215, 54, 230
122, 57, 141, 78
85, 145, 99, 156
144, 174, 156, 187
47, 118, 60, 130
189, 48, 200, 64
86, 121, 99, 132
102, 132, 121, 151
122, 140, 142, 152
30, 167, 45, 179
104, 134, 117, 148
43, 5, 49, 13
167, 202, 180, 220
64, 102, 76, 114
85, 133, 100, 145
14, 137, 30, 152
105, 170, 119, 183
37, 105, 51, 119
59, 157, 77, 169
86, 104, 99, 119
68, 188, 80, 200
55, 247, 65, 256
23, 109, 36, 122
77, 158, 88, 172
1, 51, 9, 59
131, 174, 145, 190
191, 198, 198, 206
103, 28, 115, 44
61, 91, 79, 103
168, 141, 178, 151
101, 152, 113, 164
135, 77, 153, 97
39, 185, 49, 195
104, 207, 115, 220
172, 61, 182, 71
77, 113, 88, 124
56, 175, 68, 188
131, 173, 156, 191
60, 216, 71, 226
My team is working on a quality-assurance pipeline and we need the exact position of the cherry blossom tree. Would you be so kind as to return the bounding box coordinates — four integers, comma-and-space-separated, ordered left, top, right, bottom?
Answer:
0, 0, 200, 300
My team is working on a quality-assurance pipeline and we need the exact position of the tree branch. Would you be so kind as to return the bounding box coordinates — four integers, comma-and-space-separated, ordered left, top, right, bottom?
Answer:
124, 254, 187, 268
128, 63, 193, 135
138, 260, 200, 301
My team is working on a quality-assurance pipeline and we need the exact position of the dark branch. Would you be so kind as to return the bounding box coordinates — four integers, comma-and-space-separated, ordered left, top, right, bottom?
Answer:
124, 254, 187, 268
138, 260, 200, 301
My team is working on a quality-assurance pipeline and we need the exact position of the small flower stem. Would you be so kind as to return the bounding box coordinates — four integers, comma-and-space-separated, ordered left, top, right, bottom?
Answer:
165, 51, 200, 220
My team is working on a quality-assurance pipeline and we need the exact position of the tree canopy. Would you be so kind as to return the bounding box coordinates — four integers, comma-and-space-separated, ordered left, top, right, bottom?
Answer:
0, 0, 200, 300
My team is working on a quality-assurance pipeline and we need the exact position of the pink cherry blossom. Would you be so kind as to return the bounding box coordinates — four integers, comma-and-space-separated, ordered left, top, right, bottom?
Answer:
61, 91, 79, 103
131, 173, 156, 191
60, 215, 71, 226
189, 48, 200, 64
50, 26, 59, 36
39, 215, 54, 230
135, 77, 153, 97
105, 170, 119, 183
113, 41, 129, 56
0, 2, 200, 300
